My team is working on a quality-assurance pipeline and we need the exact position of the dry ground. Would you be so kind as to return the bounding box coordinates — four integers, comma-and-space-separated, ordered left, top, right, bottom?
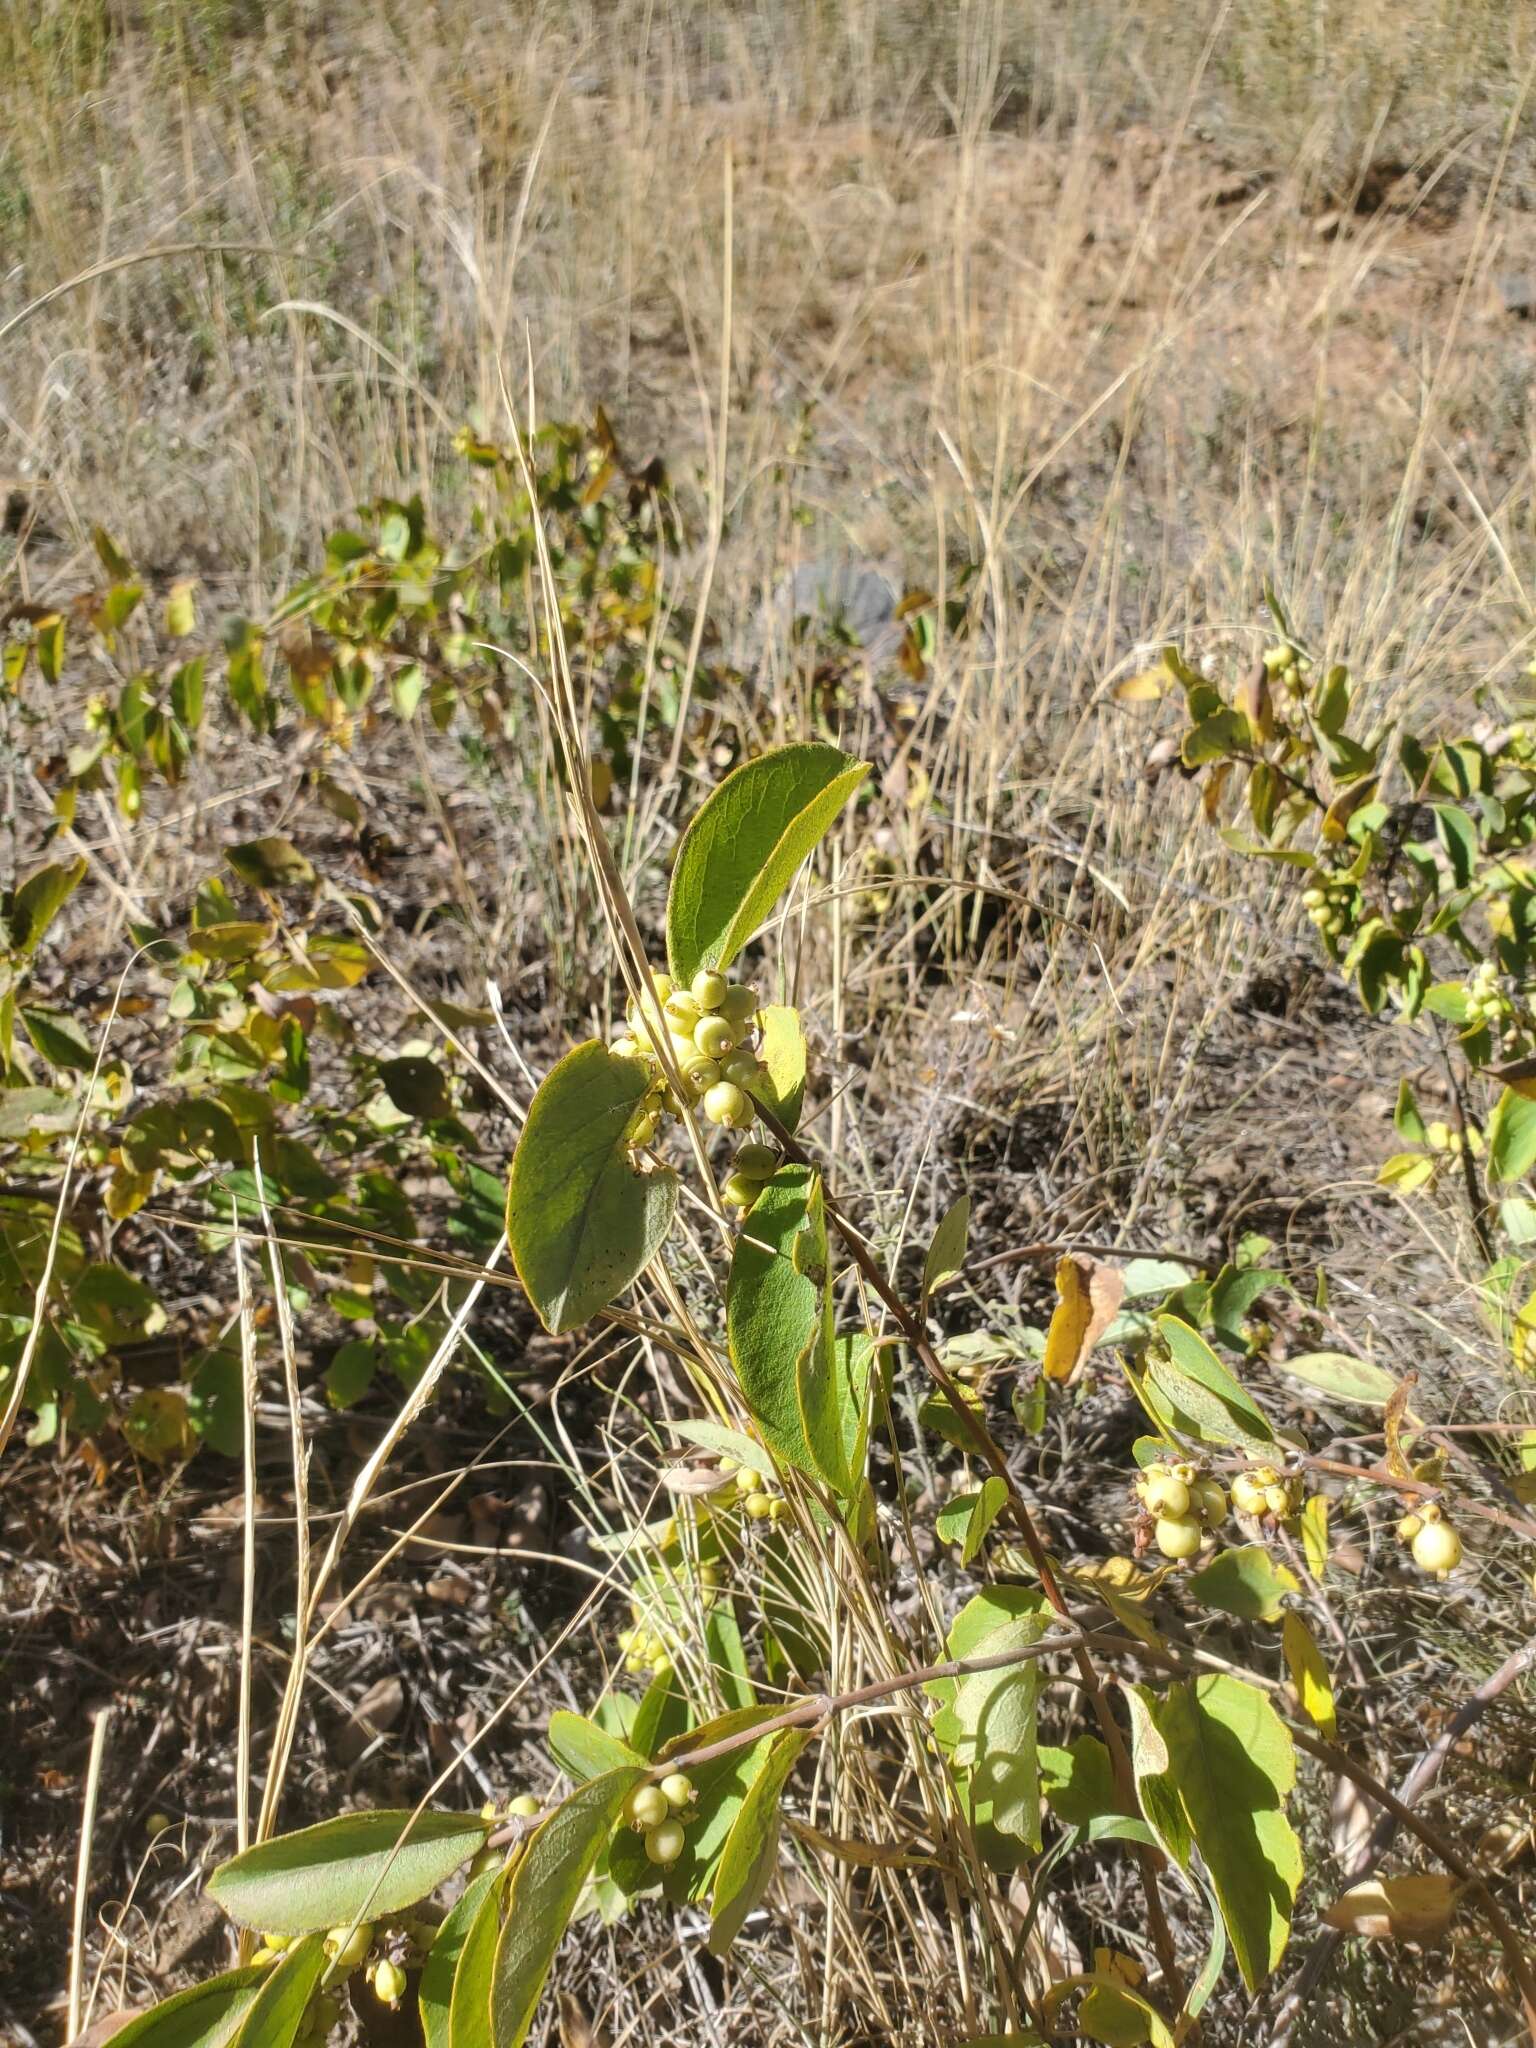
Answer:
4, 3, 1536, 2043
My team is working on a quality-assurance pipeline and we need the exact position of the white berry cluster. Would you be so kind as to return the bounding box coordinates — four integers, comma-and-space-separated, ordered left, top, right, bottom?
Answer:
1463, 959, 1509, 1029
615, 968, 768, 1143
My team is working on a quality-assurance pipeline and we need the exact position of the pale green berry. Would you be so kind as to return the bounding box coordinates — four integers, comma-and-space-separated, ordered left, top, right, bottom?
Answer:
767, 1496, 790, 1521
691, 969, 728, 1010
644, 1820, 685, 1865
1411, 1519, 1461, 1574
694, 1014, 735, 1060
626, 1783, 671, 1830
720, 1052, 761, 1087
1153, 1515, 1202, 1560
664, 992, 702, 1031
704, 1081, 751, 1127
611, 1034, 642, 1060
736, 1467, 765, 1494
722, 1171, 763, 1209
1193, 1478, 1226, 1526
744, 1491, 773, 1520
1231, 1472, 1268, 1517
685, 1057, 721, 1098
467, 1845, 501, 1878
720, 984, 758, 1025
1143, 1473, 1191, 1518
371, 1957, 407, 2007
1264, 1484, 1292, 1518
1397, 1512, 1423, 1543
734, 1142, 778, 1177
507, 1794, 541, 1819
1300, 887, 1326, 910
324, 1922, 373, 1971
659, 1771, 695, 1809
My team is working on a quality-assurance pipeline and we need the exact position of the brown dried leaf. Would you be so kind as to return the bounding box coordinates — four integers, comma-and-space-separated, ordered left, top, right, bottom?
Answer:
1321, 1873, 1457, 1942
334, 1674, 405, 1765
1042, 1256, 1125, 1384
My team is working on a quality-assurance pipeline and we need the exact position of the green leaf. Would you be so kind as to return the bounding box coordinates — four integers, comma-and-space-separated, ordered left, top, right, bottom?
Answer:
19, 1003, 96, 1070
1489, 1086, 1536, 1184
102, 1967, 269, 2048
419, 1866, 498, 2048
1274, 1350, 1398, 1407
1187, 1545, 1299, 1623
547, 1710, 646, 1782
1122, 1683, 1190, 1870
1139, 1316, 1274, 1453
0, 1085, 76, 1138
922, 1193, 970, 1302
207, 1809, 488, 1935
506, 1041, 678, 1334
1156, 1676, 1302, 1991
929, 1591, 1046, 1851
748, 1004, 807, 1132
708, 1728, 809, 1955
727, 1163, 823, 1476
666, 742, 867, 984
1393, 1079, 1428, 1146
447, 1862, 506, 2048
231, 1933, 327, 2047
1039, 1736, 1127, 1827
378, 1056, 451, 1119
488, 1766, 645, 2047
226, 837, 316, 891
9, 857, 87, 955
935, 1476, 1009, 1565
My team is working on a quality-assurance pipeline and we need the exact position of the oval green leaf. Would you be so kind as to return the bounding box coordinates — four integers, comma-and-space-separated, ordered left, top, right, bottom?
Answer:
102, 1967, 269, 2048
1187, 1544, 1299, 1624
1275, 1350, 1398, 1408
727, 1163, 822, 1476
708, 1728, 810, 1956
547, 1710, 646, 1782
666, 742, 868, 985
1155, 1675, 1302, 1992
922, 1194, 970, 1303
488, 1766, 645, 2048
231, 1933, 327, 2048
447, 1861, 507, 2048
1488, 1085, 1536, 1184
420, 1867, 498, 2048
505, 1041, 678, 1334
207, 1809, 488, 1935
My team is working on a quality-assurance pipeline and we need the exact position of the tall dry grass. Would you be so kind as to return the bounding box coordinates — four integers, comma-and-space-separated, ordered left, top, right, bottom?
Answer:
7, 3, 1536, 2040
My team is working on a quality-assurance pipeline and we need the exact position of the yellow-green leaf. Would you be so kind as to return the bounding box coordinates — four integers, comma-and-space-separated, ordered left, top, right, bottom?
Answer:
489, 1767, 645, 2048
1156, 1676, 1302, 1991
1281, 1613, 1336, 1737
666, 742, 867, 985
1187, 1545, 1298, 1624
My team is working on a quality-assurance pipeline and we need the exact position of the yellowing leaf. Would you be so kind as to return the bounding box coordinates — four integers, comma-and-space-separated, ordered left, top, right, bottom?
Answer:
1321, 776, 1378, 843
1281, 1613, 1336, 1737
165, 579, 197, 637
1321, 1874, 1457, 1942
1113, 668, 1165, 704
1300, 1494, 1329, 1579
1043, 1256, 1124, 1383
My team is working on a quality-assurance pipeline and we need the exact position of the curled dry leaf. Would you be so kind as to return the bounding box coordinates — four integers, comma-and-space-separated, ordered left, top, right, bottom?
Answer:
1321, 1873, 1458, 1942
1042, 1255, 1125, 1384
334, 1674, 405, 1765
